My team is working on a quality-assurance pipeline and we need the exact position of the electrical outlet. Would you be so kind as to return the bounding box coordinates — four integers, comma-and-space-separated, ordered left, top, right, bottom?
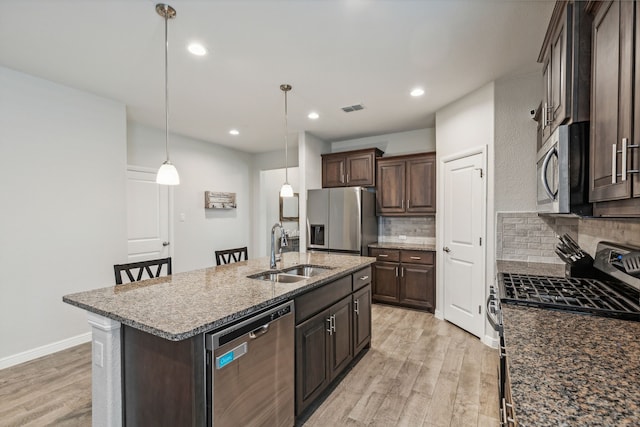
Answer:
399, 235, 407, 240
93, 340, 104, 367
179, 213, 186, 222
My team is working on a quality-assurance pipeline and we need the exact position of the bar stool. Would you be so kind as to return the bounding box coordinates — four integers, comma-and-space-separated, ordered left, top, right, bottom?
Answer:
215, 247, 248, 266
113, 257, 172, 285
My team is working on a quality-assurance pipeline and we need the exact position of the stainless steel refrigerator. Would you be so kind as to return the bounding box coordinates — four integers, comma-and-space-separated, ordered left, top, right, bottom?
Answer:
306, 187, 377, 255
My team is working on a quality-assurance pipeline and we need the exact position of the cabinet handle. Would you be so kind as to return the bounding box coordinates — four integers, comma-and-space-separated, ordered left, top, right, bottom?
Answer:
407, 199, 410, 209
395, 267, 398, 277
331, 315, 336, 333
622, 138, 628, 182
401, 199, 404, 209
346, 173, 349, 183
378, 254, 388, 258
354, 299, 360, 315
359, 275, 369, 281
326, 317, 333, 335
410, 256, 421, 260
612, 143, 617, 184
401, 267, 404, 277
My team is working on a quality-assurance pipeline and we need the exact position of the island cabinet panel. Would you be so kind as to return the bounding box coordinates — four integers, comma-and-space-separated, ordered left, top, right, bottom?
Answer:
353, 284, 372, 355
370, 247, 435, 312
122, 326, 205, 427
294, 266, 372, 417
321, 148, 384, 188
376, 152, 436, 216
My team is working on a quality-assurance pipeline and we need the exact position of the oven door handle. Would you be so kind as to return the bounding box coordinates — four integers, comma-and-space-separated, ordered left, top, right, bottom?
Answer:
486, 294, 503, 335
541, 147, 558, 200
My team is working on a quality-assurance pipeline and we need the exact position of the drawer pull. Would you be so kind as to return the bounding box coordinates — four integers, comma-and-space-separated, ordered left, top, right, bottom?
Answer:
410, 256, 421, 260
378, 254, 388, 258
359, 275, 369, 281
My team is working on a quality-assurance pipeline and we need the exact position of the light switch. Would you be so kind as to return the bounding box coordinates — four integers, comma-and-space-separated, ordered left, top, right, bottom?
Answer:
93, 340, 104, 367
179, 213, 186, 222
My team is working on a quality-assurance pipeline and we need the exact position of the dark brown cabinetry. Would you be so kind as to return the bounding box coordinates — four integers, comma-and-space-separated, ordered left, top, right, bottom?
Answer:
322, 148, 383, 188
294, 266, 372, 415
376, 152, 436, 216
537, 1, 592, 147
369, 248, 435, 312
587, 0, 640, 215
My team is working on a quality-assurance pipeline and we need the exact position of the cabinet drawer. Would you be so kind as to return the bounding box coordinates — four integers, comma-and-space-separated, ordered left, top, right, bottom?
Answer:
400, 250, 434, 265
295, 276, 352, 324
352, 266, 372, 291
369, 248, 400, 262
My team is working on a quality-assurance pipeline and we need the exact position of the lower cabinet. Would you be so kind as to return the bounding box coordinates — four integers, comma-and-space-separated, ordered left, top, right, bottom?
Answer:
294, 266, 371, 416
370, 248, 435, 312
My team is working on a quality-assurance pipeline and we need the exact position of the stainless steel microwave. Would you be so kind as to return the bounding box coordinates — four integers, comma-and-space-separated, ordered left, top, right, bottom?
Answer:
536, 122, 592, 215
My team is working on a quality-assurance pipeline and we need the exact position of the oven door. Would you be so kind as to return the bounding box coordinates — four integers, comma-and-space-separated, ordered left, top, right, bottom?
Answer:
537, 131, 560, 212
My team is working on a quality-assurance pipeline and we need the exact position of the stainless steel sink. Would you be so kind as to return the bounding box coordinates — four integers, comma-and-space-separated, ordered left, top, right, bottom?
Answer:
282, 265, 331, 277
250, 273, 307, 283
248, 265, 332, 283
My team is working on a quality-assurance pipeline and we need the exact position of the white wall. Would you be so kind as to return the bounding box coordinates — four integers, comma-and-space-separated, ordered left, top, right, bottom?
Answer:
298, 132, 331, 251
257, 168, 300, 257
127, 122, 253, 273
330, 128, 435, 156
435, 82, 495, 343
0, 66, 127, 367
494, 72, 540, 212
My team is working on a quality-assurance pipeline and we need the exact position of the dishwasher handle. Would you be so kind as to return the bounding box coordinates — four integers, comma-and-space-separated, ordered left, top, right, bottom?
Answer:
249, 324, 270, 339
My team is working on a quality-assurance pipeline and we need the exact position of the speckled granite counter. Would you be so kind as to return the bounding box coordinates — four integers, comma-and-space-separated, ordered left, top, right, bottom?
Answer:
63, 252, 375, 341
368, 242, 436, 251
502, 305, 640, 426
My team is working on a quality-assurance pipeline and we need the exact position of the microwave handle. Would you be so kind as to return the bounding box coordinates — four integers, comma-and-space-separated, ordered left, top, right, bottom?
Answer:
541, 147, 558, 200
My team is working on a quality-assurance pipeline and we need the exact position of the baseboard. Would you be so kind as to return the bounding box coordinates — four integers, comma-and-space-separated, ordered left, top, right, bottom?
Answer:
434, 309, 444, 320
0, 332, 92, 370
482, 334, 499, 349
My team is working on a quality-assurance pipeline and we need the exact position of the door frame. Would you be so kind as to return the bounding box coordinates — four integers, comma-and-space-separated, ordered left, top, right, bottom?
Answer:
126, 165, 174, 261
436, 146, 488, 341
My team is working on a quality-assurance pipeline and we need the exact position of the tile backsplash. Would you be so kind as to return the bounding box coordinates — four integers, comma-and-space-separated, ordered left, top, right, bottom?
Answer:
378, 216, 435, 245
496, 212, 640, 263
496, 212, 578, 264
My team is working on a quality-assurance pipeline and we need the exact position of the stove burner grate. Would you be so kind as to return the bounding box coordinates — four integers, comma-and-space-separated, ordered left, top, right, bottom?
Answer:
499, 273, 640, 321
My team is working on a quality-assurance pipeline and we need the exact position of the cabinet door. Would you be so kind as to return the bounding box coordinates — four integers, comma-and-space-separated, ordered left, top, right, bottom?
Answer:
541, 53, 552, 143
328, 296, 353, 381
353, 284, 371, 355
406, 154, 436, 214
295, 308, 330, 414
590, 0, 633, 202
400, 263, 435, 312
346, 151, 376, 187
550, 3, 569, 131
376, 159, 406, 214
322, 155, 346, 188
372, 262, 399, 303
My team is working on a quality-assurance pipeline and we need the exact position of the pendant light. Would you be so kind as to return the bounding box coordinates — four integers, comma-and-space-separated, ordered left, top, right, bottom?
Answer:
155, 3, 180, 185
280, 84, 294, 198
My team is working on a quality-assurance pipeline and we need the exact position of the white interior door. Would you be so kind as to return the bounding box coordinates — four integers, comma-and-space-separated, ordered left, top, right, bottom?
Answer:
126, 167, 170, 262
442, 151, 485, 338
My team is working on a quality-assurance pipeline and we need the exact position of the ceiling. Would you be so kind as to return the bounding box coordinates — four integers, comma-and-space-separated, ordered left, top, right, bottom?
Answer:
0, 0, 554, 153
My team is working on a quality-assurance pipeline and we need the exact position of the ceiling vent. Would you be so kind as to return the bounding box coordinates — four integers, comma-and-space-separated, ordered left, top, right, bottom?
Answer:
341, 103, 365, 113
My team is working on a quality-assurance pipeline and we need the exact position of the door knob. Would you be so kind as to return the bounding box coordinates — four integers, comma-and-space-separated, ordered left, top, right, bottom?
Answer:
163, 241, 170, 247
443, 246, 451, 253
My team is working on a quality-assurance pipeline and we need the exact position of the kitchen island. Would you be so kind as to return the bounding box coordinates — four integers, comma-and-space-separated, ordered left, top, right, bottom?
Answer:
63, 252, 375, 427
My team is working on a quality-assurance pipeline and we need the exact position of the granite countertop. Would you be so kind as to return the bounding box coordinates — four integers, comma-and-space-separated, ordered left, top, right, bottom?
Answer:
496, 259, 565, 277
368, 242, 436, 251
63, 252, 375, 341
502, 305, 640, 426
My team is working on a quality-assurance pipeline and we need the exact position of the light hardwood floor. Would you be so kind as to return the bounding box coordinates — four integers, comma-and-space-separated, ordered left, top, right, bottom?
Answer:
0, 304, 499, 427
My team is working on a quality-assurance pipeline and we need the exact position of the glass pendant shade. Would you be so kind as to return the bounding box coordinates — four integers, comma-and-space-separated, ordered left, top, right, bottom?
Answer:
156, 160, 180, 185
280, 183, 294, 198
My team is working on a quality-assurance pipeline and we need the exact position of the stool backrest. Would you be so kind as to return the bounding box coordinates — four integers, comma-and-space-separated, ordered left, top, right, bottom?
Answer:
114, 257, 172, 285
215, 247, 248, 266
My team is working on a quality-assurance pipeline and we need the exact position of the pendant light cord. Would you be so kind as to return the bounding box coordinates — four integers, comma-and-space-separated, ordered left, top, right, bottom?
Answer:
164, 5, 170, 162
284, 88, 288, 183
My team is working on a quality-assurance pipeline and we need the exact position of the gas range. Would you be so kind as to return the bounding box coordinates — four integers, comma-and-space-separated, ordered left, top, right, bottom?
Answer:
497, 242, 640, 322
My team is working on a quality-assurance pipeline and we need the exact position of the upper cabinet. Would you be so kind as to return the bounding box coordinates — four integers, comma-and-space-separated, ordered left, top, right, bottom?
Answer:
321, 148, 384, 188
538, 1, 592, 148
376, 152, 436, 216
587, 0, 640, 216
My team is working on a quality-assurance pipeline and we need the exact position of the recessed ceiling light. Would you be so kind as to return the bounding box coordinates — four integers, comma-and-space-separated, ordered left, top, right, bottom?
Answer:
308, 112, 319, 120
229, 129, 239, 136
187, 43, 207, 56
410, 88, 425, 97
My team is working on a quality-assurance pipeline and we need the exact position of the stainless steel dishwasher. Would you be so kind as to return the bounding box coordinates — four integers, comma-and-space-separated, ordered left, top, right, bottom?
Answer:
205, 301, 295, 427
